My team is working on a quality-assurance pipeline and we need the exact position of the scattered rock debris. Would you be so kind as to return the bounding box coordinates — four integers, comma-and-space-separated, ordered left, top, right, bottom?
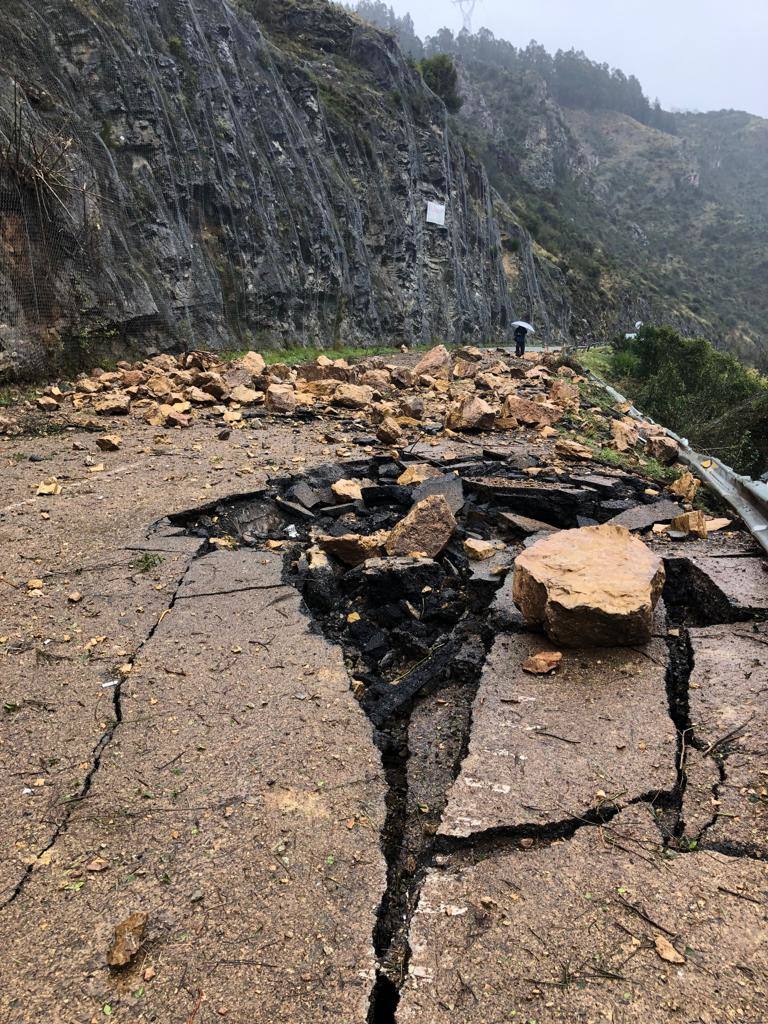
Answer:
106, 911, 148, 968
17, 346, 700, 496
9, 344, 762, 1023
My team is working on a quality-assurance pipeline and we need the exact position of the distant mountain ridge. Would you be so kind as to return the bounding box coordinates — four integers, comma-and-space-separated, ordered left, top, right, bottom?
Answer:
355, 3, 768, 368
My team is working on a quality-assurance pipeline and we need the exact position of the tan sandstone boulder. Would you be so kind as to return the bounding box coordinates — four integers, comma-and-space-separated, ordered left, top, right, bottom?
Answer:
554, 438, 593, 461
549, 379, 580, 411
377, 416, 403, 444
397, 464, 442, 486
611, 419, 639, 452
241, 351, 266, 377
229, 384, 261, 405
502, 395, 562, 428
413, 345, 452, 380
319, 532, 388, 566
93, 393, 130, 416
445, 396, 497, 432
386, 495, 457, 558
513, 524, 665, 647
647, 434, 680, 465
669, 470, 700, 503
265, 383, 296, 415
332, 383, 374, 409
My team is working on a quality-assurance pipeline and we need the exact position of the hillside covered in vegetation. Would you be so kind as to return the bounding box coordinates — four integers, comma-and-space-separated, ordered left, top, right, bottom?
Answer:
355, 2, 768, 370
591, 327, 768, 476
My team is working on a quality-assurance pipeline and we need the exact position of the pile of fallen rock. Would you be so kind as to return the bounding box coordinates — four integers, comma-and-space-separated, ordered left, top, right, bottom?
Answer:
29, 343, 584, 437
28, 342, 687, 470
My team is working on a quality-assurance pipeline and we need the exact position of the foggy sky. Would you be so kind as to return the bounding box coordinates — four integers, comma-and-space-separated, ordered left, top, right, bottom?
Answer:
386, 0, 768, 118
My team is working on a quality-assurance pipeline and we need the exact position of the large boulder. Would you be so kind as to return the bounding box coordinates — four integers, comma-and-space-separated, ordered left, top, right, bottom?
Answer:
412, 344, 451, 380
229, 384, 261, 405
332, 383, 374, 409
549, 379, 580, 411
297, 379, 339, 400
318, 532, 388, 567
361, 368, 392, 391
502, 394, 562, 427
611, 418, 639, 452
399, 395, 424, 420
513, 524, 665, 647
265, 383, 296, 415
377, 416, 403, 444
240, 351, 266, 377
669, 470, 701, 502
196, 371, 229, 400
647, 434, 680, 465
93, 393, 130, 416
445, 396, 497, 432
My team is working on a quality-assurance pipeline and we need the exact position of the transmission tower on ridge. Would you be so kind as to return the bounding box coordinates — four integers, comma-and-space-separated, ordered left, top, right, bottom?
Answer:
453, 0, 480, 33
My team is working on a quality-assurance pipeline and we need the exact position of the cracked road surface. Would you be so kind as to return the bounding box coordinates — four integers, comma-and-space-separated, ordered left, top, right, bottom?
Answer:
1, 420, 387, 1023
438, 635, 676, 838
1, 408, 767, 1023
401, 805, 767, 1023
683, 624, 768, 856
2, 546, 385, 1022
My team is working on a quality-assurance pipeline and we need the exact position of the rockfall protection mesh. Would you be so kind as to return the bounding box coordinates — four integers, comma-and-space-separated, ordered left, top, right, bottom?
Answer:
0, 0, 524, 378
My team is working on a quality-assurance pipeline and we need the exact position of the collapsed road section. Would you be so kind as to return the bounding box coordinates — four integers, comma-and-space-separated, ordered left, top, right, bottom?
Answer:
174, 446, 768, 1022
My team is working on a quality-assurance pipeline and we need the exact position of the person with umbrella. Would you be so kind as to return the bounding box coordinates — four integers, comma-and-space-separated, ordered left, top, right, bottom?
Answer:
513, 320, 534, 358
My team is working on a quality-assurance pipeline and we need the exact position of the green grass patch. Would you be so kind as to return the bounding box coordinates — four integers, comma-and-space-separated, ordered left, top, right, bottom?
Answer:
589, 445, 678, 487
577, 345, 614, 379
131, 553, 164, 574
0, 385, 36, 407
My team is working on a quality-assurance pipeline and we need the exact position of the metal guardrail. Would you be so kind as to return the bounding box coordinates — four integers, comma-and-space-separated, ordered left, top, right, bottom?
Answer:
588, 372, 768, 557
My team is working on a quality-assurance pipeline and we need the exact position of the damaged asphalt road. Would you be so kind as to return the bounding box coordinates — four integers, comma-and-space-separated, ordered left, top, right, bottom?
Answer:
1, 381, 767, 1023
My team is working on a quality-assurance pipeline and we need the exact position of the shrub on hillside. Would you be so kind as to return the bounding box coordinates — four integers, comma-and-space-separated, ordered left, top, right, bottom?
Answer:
418, 55, 464, 113
611, 326, 768, 475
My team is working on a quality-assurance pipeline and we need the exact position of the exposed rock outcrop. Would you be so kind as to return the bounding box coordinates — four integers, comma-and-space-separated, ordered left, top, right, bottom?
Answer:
0, 0, 568, 379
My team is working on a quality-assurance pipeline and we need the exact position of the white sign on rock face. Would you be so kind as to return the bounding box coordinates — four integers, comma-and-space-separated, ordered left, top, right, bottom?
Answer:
426, 201, 446, 227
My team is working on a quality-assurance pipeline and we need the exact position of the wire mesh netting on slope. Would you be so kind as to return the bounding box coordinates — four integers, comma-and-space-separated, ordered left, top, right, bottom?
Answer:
0, 0, 532, 381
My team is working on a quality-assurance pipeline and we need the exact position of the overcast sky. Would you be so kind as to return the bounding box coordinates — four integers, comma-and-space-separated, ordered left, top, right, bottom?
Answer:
386, 0, 768, 117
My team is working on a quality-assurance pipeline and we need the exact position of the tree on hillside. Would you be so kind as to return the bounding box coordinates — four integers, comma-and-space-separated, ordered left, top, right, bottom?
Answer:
419, 54, 464, 113
611, 326, 768, 474
421, 29, 677, 132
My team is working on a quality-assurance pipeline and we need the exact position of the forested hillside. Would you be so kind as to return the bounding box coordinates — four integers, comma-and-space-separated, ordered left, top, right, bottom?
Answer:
355, 2, 768, 369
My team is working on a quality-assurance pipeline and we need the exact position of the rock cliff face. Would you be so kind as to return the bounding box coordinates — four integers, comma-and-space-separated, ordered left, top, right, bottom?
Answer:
0, 0, 567, 379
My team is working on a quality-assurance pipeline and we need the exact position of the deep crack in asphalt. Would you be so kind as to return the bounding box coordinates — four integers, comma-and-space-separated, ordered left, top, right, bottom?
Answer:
0, 538, 207, 909
169, 452, 766, 1022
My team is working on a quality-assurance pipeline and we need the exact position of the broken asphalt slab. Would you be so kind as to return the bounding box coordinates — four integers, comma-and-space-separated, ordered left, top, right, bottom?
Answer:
665, 552, 768, 622
607, 497, 682, 531
0, 550, 386, 1024
683, 623, 768, 855
438, 634, 676, 838
401, 805, 768, 1023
